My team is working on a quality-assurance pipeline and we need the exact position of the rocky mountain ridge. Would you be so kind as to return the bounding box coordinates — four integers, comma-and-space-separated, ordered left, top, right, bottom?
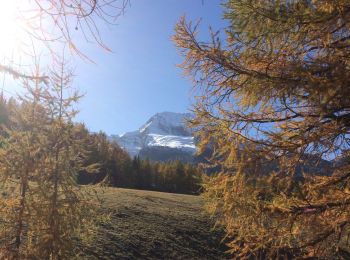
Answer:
110, 112, 196, 161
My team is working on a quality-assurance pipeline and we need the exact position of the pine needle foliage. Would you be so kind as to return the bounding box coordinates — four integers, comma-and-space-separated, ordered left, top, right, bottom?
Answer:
174, 0, 350, 258
0, 61, 99, 259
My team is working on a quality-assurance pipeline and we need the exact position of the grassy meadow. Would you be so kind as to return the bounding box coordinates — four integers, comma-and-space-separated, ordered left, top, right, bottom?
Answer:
78, 187, 229, 259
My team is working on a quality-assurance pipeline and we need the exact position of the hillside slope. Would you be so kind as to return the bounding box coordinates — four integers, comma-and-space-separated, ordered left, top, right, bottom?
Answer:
79, 188, 228, 259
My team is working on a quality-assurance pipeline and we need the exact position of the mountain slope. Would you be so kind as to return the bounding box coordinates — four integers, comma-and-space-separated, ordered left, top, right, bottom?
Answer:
110, 112, 196, 161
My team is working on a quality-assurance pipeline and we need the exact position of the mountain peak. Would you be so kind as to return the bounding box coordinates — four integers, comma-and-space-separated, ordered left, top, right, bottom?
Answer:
110, 112, 196, 158
139, 112, 193, 136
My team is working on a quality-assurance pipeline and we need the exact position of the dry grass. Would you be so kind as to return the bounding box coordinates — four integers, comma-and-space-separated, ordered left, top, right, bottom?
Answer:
78, 187, 229, 259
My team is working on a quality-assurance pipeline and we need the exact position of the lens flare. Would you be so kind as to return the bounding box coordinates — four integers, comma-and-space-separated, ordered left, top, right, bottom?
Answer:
0, 1, 35, 62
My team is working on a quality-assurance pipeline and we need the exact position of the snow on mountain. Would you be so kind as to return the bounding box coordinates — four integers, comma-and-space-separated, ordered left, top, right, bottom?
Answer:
110, 112, 196, 157
147, 134, 195, 150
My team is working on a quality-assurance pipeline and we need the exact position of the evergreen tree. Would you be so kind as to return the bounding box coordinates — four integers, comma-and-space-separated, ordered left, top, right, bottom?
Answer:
174, 1, 350, 258
0, 61, 98, 259
0, 76, 48, 258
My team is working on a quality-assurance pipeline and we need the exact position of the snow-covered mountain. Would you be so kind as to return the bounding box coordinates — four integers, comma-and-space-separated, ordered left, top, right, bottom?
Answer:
110, 112, 196, 159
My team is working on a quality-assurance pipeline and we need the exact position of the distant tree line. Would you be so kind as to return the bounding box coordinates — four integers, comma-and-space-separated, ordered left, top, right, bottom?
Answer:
75, 128, 202, 194
0, 96, 203, 196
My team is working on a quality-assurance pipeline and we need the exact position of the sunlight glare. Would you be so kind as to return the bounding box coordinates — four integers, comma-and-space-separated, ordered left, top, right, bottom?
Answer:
0, 0, 31, 61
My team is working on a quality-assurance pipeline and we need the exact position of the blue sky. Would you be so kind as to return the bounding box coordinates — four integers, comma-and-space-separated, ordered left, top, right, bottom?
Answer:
72, 0, 226, 135
2, 1, 339, 162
